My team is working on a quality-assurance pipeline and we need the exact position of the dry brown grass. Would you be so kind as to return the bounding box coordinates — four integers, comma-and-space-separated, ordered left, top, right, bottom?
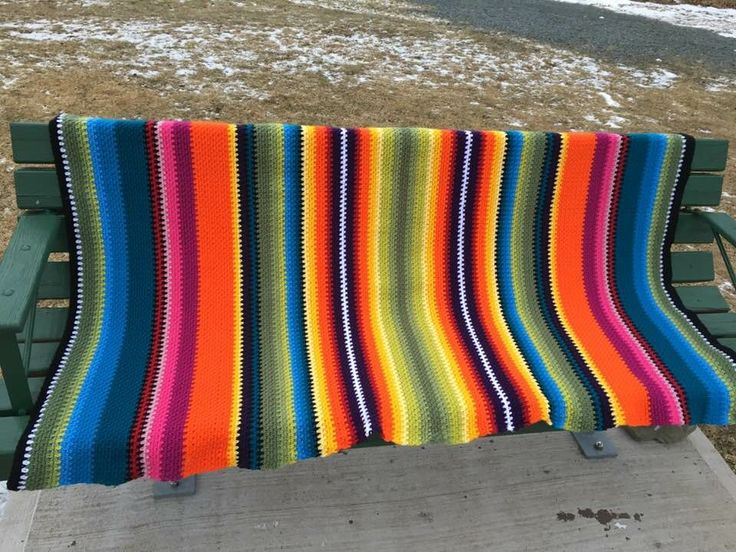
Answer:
0, 0, 735, 471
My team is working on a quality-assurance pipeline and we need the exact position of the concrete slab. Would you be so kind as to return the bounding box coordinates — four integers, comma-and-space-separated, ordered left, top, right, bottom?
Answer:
12, 429, 736, 551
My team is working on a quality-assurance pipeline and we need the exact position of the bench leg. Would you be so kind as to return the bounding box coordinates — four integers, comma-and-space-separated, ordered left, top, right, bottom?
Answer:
152, 476, 197, 499
571, 431, 618, 459
625, 425, 696, 444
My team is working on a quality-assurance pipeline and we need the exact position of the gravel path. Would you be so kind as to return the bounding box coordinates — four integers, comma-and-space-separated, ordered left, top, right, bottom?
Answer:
411, 0, 736, 75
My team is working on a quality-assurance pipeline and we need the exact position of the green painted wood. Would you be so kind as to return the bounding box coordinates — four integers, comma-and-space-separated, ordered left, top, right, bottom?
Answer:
717, 337, 736, 353
49, 223, 68, 253
0, 332, 33, 414
38, 261, 70, 299
680, 174, 723, 207
697, 313, 736, 338
674, 286, 729, 313
691, 139, 729, 172
0, 416, 29, 479
0, 213, 65, 332
10, 121, 54, 164
21, 341, 58, 377
670, 251, 714, 282
673, 213, 714, 244
15, 167, 62, 209
0, 376, 43, 417
16, 307, 68, 343
695, 211, 736, 248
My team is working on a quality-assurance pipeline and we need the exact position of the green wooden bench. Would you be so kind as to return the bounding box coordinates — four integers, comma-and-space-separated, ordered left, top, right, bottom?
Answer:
0, 123, 734, 479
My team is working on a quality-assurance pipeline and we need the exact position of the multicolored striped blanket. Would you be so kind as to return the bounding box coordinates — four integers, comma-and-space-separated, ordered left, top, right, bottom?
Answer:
9, 115, 736, 490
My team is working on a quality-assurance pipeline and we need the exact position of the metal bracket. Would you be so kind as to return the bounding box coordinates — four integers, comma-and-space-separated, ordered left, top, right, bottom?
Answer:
152, 476, 197, 499
571, 431, 618, 459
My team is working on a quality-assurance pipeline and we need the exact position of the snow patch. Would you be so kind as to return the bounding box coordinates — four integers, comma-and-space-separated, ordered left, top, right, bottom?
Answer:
621, 66, 678, 89
705, 77, 735, 92
0, 15, 692, 100
598, 91, 621, 107
605, 115, 627, 129
553, 0, 736, 39
719, 281, 735, 293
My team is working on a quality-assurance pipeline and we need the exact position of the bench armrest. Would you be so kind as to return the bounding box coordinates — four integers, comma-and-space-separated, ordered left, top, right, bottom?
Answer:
694, 211, 736, 248
0, 213, 64, 332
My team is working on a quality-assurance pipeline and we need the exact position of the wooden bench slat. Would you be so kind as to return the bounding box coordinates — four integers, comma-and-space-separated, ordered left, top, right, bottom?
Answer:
15, 167, 63, 209
16, 307, 68, 343
717, 337, 736, 353
674, 286, 729, 313
0, 377, 43, 417
38, 261, 70, 300
670, 251, 714, 282
680, 174, 723, 206
0, 214, 65, 332
20, 341, 59, 377
10, 122, 54, 164
691, 139, 728, 172
697, 313, 736, 337
694, 211, 736, 248
0, 416, 29, 477
673, 213, 713, 244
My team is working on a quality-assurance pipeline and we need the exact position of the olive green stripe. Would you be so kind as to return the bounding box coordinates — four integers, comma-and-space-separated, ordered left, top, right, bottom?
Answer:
395, 128, 457, 443
27, 117, 106, 489
376, 128, 422, 444
255, 124, 296, 467
411, 129, 466, 442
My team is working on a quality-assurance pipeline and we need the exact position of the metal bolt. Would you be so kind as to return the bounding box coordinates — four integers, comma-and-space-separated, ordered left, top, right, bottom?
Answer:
169, 481, 180, 488
2, 289, 14, 297
594, 440, 604, 450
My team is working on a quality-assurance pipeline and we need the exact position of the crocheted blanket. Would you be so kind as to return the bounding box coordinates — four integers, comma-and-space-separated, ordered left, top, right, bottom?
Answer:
10, 115, 736, 490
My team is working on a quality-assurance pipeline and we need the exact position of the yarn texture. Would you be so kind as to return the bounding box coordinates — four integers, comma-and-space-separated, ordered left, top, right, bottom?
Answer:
9, 115, 736, 490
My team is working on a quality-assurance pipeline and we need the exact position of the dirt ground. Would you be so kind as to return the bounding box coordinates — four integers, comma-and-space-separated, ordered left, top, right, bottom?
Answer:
0, 0, 735, 470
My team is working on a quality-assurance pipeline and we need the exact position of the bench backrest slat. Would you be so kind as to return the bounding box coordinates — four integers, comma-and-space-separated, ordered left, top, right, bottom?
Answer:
671, 251, 714, 282
10, 122, 55, 164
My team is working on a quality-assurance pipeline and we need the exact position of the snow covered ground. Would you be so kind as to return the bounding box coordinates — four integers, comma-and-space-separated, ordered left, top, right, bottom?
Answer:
553, 0, 736, 39
0, 17, 690, 99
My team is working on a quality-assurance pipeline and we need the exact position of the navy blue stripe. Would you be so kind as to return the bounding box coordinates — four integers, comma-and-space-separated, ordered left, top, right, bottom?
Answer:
463, 131, 525, 428
236, 125, 253, 467
328, 127, 364, 438
447, 130, 507, 430
344, 128, 379, 436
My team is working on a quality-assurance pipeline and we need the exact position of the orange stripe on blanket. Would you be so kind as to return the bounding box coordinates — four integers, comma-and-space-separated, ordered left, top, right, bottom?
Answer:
183, 121, 238, 475
551, 133, 650, 426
